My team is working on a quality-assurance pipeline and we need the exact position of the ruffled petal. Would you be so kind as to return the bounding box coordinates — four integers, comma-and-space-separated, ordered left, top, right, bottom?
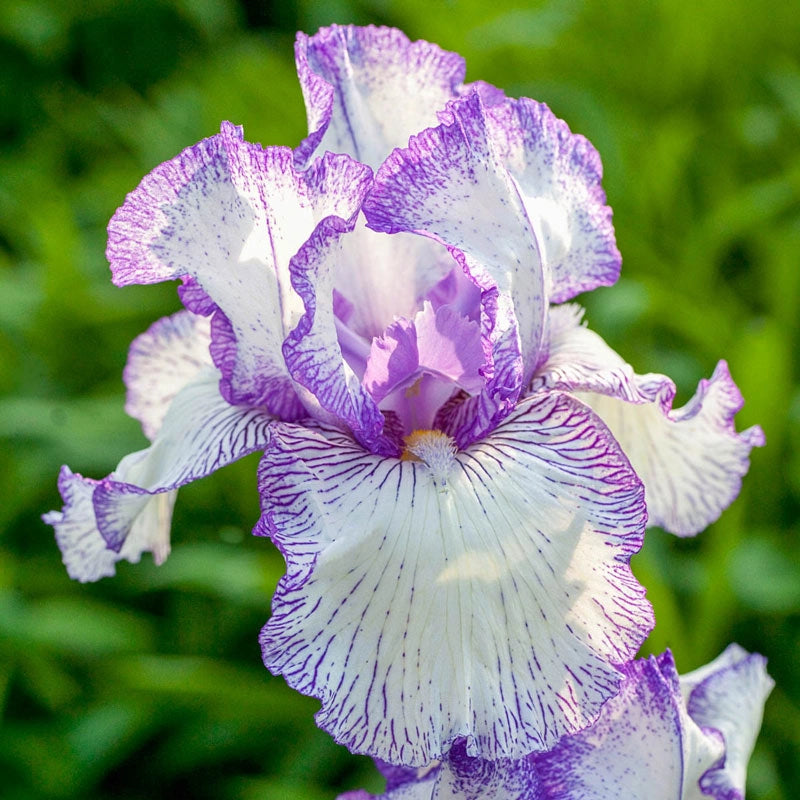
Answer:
294, 25, 466, 169
43, 368, 273, 581
257, 391, 650, 765
525, 651, 725, 800
282, 216, 392, 455
123, 310, 212, 441
535, 305, 765, 536
681, 645, 774, 800
107, 121, 371, 416
42, 468, 175, 583
482, 98, 620, 303
334, 218, 455, 342
343, 647, 771, 800
364, 92, 547, 428
364, 90, 619, 386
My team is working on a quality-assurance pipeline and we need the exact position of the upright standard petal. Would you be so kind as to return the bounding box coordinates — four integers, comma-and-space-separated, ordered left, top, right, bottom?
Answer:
257, 391, 650, 766
364, 90, 620, 386
44, 368, 274, 581
294, 24, 466, 169
281, 214, 393, 454
107, 121, 372, 418
364, 92, 547, 426
483, 98, 620, 303
534, 305, 765, 536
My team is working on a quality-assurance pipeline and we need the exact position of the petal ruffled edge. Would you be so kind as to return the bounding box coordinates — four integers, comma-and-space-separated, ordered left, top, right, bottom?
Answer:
44, 369, 274, 581
337, 645, 771, 799
535, 305, 765, 536
294, 24, 466, 169
108, 121, 372, 419
681, 644, 774, 800
257, 390, 649, 766
123, 310, 212, 441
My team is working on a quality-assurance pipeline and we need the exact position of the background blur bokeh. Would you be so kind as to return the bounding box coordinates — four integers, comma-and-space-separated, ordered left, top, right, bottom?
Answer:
1, 1, 798, 798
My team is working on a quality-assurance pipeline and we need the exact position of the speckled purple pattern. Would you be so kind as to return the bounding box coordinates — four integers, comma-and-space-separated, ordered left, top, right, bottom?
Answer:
123, 310, 212, 441
108, 121, 371, 418
294, 24, 467, 169
44, 369, 274, 581
44, 24, 769, 786
682, 645, 774, 799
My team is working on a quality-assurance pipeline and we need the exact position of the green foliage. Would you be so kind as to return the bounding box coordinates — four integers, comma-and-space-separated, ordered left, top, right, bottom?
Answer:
1, 0, 797, 797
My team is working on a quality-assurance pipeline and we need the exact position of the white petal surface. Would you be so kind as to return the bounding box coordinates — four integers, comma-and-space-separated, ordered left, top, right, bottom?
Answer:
258, 391, 649, 766
365, 92, 548, 399
107, 122, 371, 414
484, 98, 620, 303
334, 217, 455, 341
681, 645, 774, 799
295, 24, 466, 169
124, 310, 212, 441
282, 218, 393, 455
535, 305, 765, 536
44, 368, 273, 581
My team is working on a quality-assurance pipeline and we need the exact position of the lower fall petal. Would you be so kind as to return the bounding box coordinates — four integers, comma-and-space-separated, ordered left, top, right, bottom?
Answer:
43, 368, 273, 580
534, 305, 765, 536
257, 391, 650, 766
681, 645, 774, 800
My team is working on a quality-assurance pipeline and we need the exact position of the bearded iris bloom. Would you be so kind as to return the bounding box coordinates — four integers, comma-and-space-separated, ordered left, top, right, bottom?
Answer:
44, 25, 764, 766
337, 644, 774, 800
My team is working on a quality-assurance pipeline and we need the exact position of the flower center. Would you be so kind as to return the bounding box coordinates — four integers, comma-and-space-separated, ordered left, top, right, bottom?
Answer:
401, 429, 457, 484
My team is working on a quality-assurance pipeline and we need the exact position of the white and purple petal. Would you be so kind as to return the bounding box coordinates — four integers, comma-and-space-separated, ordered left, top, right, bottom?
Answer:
482, 98, 620, 303
532, 651, 724, 800
43, 467, 175, 583
123, 309, 212, 441
282, 217, 394, 454
294, 24, 466, 169
44, 368, 273, 581
535, 306, 765, 536
334, 219, 456, 342
257, 391, 650, 766
681, 645, 774, 800
107, 121, 371, 419
342, 646, 771, 799
364, 89, 619, 392
364, 92, 547, 424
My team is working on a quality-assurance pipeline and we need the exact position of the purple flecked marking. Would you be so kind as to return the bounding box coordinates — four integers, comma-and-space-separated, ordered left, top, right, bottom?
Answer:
107, 121, 372, 421
123, 310, 212, 441
294, 24, 466, 169
43, 370, 274, 580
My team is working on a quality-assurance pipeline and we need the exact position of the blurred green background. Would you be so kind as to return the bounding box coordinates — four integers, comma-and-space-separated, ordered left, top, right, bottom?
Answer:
1, 0, 798, 797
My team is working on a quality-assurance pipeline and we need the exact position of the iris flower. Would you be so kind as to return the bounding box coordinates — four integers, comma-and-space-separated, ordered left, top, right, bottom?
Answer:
337, 644, 773, 800
44, 25, 763, 765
